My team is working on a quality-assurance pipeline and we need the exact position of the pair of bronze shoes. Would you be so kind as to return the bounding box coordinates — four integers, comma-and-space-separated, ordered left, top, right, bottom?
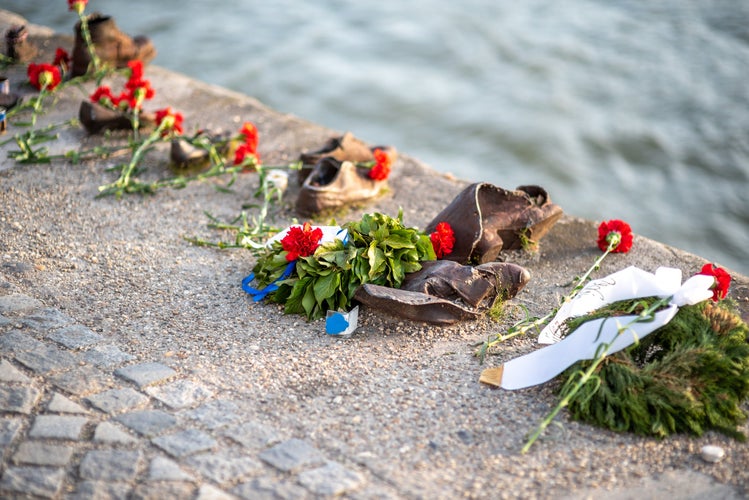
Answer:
296, 132, 397, 216
72, 13, 156, 77
4, 25, 37, 63
354, 182, 563, 324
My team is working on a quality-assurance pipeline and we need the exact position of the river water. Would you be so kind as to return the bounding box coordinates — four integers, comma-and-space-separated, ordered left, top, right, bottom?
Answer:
7, 0, 749, 274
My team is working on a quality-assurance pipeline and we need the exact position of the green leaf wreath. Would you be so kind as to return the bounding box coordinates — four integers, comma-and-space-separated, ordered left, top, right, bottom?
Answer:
560, 298, 749, 440
251, 211, 436, 320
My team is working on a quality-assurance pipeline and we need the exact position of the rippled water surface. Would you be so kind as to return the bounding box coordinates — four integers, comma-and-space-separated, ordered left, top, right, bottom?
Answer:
7, 0, 749, 274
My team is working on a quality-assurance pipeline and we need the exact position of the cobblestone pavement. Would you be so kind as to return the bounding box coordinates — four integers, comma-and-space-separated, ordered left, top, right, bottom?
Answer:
0, 290, 372, 499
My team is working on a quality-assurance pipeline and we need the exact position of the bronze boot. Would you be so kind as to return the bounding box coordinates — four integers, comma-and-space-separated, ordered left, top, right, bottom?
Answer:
353, 260, 530, 325
296, 157, 388, 216
297, 132, 396, 185
72, 13, 156, 76
79, 100, 155, 134
4, 25, 37, 63
425, 183, 563, 264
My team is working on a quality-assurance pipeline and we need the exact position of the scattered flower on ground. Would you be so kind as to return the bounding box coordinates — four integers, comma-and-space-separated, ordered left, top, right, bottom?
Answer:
597, 219, 633, 253
699, 263, 731, 301
27, 63, 62, 91
368, 148, 393, 180
154, 107, 184, 136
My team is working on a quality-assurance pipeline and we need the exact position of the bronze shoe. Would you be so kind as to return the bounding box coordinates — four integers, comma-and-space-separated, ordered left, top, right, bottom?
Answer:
296, 157, 388, 216
425, 183, 563, 264
72, 13, 156, 76
353, 260, 531, 325
297, 132, 396, 184
79, 100, 155, 134
170, 131, 232, 169
4, 25, 37, 63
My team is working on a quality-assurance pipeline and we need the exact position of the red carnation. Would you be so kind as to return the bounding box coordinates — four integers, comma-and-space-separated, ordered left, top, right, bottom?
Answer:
154, 107, 184, 136
281, 222, 323, 262
53, 47, 70, 69
368, 148, 392, 181
430, 221, 455, 259
27, 63, 62, 91
597, 219, 633, 253
68, 0, 87, 14
239, 122, 259, 152
698, 263, 731, 302
233, 143, 259, 166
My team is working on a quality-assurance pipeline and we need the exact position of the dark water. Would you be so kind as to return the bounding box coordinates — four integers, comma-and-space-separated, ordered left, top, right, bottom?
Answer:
6, 0, 749, 275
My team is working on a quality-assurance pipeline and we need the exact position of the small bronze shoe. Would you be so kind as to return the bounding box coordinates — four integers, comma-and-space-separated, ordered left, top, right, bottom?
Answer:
425, 183, 563, 264
353, 260, 531, 325
72, 13, 156, 76
4, 25, 38, 63
170, 131, 232, 169
79, 100, 155, 134
297, 132, 396, 184
296, 157, 388, 216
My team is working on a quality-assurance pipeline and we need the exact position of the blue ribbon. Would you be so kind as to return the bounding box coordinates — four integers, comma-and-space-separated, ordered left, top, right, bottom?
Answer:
242, 261, 296, 302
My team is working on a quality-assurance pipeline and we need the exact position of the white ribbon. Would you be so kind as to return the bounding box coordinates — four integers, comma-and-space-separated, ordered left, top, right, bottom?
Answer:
497, 266, 714, 390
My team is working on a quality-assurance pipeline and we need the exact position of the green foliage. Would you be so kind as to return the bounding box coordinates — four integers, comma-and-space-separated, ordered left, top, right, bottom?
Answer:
561, 300, 749, 440
256, 211, 435, 320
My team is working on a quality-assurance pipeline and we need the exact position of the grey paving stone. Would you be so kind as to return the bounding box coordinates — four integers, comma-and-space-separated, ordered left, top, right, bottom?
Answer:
116, 409, 178, 437
145, 379, 213, 409
79, 449, 143, 481
47, 392, 89, 414
0, 315, 9, 329
20, 307, 75, 332
297, 461, 366, 496
0, 330, 46, 353
258, 438, 325, 473
47, 324, 103, 349
13, 442, 74, 466
0, 294, 43, 315
224, 420, 282, 450
0, 418, 23, 448
81, 343, 135, 367
0, 385, 41, 414
14, 343, 78, 374
93, 421, 138, 444
148, 456, 195, 482
0, 466, 65, 498
28, 415, 88, 440
49, 365, 113, 396
152, 428, 218, 458
69, 481, 132, 500
131, 481, 196, 500
186, 450, 263, 485
115, 362, 176, 388
196, 484, 237, 500
180, 399, 241, 430
233, 477, 310, 500
86, 387, 150, 414
0, 358, 31, 383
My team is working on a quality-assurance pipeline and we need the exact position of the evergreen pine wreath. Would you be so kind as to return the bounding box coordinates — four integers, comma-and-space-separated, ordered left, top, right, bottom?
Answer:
560, 299, 749, 440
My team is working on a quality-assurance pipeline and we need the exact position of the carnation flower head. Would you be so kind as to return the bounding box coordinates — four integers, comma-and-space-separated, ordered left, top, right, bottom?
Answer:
698, 263, 731, 302
53, 47, 70, 69
281, 222, 323, 262
239, 122, 259, 152
154, 107, 184, 136
27, 63, 62, 91
430, 221, 455, 259
368, 148, 392, 181
68, 0, 87, 14
597, 219, 633, 253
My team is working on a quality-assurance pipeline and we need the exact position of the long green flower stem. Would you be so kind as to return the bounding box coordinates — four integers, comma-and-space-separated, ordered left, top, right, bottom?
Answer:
478, 234, 623, 360
520, 295, 671, 454
76, 11, 101, 76
98, 121, 170, 198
